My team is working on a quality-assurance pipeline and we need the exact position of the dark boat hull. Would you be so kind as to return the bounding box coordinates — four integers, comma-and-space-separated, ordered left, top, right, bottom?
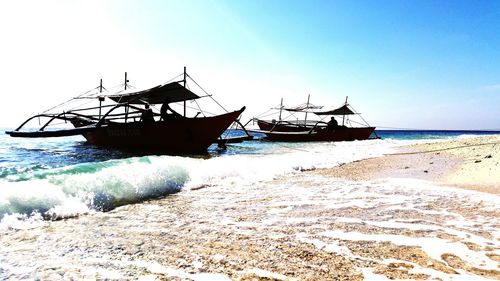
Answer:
257, 120, 375, 142
75, 108, 245, 153
257, 120, 314, 132
263, 127, 375, 142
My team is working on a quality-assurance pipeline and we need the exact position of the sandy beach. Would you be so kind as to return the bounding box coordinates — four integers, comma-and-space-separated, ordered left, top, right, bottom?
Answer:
314, 135, 500, 194
1, 135, 499, 280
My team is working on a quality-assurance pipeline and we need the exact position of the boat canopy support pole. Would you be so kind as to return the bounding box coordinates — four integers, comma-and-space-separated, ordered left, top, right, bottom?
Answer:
304, 94, 310, 126
99, 79, 103, 119
182, 66, 186, 117
342, 96, 348, 126
279, 98, 283, 121
124, 72, 129, 90
183, 66, 187, 117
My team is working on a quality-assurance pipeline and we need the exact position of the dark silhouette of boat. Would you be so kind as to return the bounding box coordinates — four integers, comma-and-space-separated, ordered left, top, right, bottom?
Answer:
7, 67, 249, 154
254, 95, 376, 142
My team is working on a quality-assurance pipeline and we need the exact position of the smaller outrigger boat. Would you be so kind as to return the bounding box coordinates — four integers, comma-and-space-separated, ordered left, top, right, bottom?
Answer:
253, 95, 377, 142
6, 67, 251, 154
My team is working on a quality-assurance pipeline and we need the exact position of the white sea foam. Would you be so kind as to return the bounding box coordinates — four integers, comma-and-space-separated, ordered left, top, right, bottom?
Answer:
242, 268, 295, 280
1, 140, 498, 279
321, 230, 497, 270
183, 139, 397, 189
0, 157, 188, 225
0, 213, 45, 231
218, 171, 498, 279
2, 138, 498, 279
0, 138, 398, 227
296, 233, 354, 257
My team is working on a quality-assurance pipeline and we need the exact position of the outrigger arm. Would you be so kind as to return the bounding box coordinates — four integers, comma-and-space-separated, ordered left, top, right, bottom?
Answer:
5, 102, 145, 138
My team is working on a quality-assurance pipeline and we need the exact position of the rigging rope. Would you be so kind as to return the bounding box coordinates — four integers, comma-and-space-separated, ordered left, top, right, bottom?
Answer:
186, 73, 228, 113
42, 85, 103, 113
184, 83, 206, 117
385, 141, 500, 156
166, 73, 184, 84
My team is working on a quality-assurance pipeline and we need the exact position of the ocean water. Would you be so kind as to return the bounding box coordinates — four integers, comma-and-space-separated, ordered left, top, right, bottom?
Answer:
0, 129, 498, 223
375, 129, 500, 140
1, 129, 499, 280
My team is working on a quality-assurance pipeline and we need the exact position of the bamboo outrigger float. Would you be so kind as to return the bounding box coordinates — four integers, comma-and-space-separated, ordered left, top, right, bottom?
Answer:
254, 95, 377, 142
6, 67, 250, 154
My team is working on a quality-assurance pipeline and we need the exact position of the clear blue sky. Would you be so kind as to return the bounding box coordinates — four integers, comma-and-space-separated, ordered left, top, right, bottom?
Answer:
1, 0, 499, 130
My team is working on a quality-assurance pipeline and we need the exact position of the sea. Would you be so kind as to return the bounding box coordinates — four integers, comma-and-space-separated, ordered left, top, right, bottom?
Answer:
1, 129, 499, 280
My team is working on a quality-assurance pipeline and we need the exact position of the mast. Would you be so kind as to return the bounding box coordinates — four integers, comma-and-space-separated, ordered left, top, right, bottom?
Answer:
342, 96, 348, 126
124, 72, 130, 120
98, 79, 103, 118
278, 98, 283, 121
124, 72, 128, 90
304, 94, 310, 125
183, 66, 186, 117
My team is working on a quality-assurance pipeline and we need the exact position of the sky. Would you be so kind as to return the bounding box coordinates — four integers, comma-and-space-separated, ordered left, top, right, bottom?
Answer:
0, 0, 499, 130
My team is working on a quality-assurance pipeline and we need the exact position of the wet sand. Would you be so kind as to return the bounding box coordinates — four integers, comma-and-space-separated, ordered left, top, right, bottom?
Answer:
1, 136, 499, 280
315, 135, 500, 194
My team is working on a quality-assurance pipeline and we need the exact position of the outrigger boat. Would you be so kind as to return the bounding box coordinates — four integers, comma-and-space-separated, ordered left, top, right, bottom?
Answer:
6, 67, 250, 154
254, 95, 376, 142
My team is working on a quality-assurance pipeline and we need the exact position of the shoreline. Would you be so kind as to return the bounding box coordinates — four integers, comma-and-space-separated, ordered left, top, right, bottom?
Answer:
1, 135, 499, 280
313, 135, 500, 194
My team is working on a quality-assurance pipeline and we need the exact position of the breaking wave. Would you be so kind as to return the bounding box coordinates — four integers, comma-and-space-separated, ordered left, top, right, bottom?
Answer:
0, 156, 188, 222
0, 139, 397, 226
